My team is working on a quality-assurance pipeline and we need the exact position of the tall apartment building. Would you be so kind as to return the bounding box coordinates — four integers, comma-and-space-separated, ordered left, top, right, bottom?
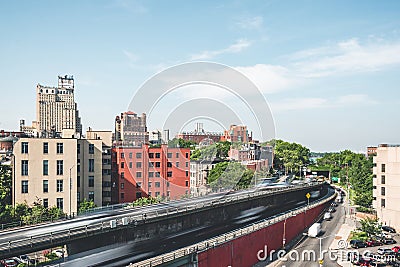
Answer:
373, 144, 400, 230
190, 159, 223, 196
115, 111, 148, 147
112, 144, 190, 203
13, 135, 112, 215
221, 124, 251, 143
36, 75, 82, 137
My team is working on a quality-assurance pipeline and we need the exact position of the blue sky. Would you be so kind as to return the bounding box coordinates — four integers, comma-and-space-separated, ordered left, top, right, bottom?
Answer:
1, 0, 400, 152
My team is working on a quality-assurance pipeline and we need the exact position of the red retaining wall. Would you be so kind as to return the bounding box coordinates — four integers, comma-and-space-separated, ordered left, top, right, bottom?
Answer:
197, 202, 329, 267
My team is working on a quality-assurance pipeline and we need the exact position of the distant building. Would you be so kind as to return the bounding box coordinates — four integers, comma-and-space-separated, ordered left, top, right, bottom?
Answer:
149, 130, 163, 145
190, 159, 224, 196
229, 143, 273, 172
221, 124, 251, 143
115, 111, 149, 147
12, 134, 113, 215
367, 146, 377, 157
112, 144, 190, 203
373, 144, 400, 230
35, 75, 82, 137
177, 123, 222, 144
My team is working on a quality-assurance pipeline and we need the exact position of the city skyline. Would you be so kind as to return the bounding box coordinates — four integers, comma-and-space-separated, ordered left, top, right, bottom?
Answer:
1, 1, 400, 152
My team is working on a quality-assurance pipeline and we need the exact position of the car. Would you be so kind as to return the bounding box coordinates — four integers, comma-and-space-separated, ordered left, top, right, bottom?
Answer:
324, 212, 332, 220
366, 239, 382, 247
377, 248, 394, 255
53, 249, 64, 257
350, 239, 368, 249
14, 255, 30, 264
392, 246, 400, 253
382, 226, 396, 233
352, 257, 372, 266
0, 258, 19, 267
331, 202, 338, 207
382, 238, 397, 245
328, 207, 336, 213
28, 258, 39, 266
369, 261, 387, 267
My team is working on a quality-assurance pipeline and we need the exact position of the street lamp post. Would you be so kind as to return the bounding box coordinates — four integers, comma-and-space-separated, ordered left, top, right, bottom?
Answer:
282, 213, 296, 249
69, 165, 75, 218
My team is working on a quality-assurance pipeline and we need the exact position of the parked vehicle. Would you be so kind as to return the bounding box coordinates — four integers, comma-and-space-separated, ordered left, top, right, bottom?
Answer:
352, 257, 372, 266
366, 239, 382, 247
382, 226, 396, 233
308, 223, 321, 237
54, 249, 64, 257
331, 202, 338, 207
323, 212, 332, 220
392, 246, 400, 253
350, 239, 367, 249
328, 207, 336, 213
382, 238, 397, 245
377, 248, 394, 255
0, 258, 19, 267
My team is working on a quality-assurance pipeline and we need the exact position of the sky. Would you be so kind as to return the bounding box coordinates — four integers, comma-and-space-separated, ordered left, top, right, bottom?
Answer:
1, 0, 400, 152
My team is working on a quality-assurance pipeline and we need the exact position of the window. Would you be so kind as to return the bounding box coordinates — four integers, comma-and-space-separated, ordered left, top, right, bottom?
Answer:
186, 171, 189, 177
56, 180, 63, 192
155, 153, 160, 158
136, 162, 141, 168
21, 160, 28, 176
89, 144, 94, 154
155, 192, 160, 197
167, 191, 170, 197
176, 153, 179, 158
136, 153, 142, 159
149, 153, 154, 158
56, 160, 63, 175
129, 162, 133, 168
77, 164, 80, 173
77, 176, 80, 187
186, 162, 189, 167
155, 182, 160, 188
381, 175, 385, 184
148, 162, 153, 168
121, 152, 125, 158
77, 144, 80, 154
381, 198, 385, 208
57, 143, 63, 154
77, 192, 80, 203
176, 162, 179, 167
137, 182, 142, 188
167, 162, 172, 167
103, 181, 111, 187
148, 182, 152, 188
43, 180, 48, 193
129, 152, 132, 159
185, 152, 189, 158
57, 198, 63, 210
155, 172, 160, 177
381, 187, 385, 196
121, 172, 125, 179
121, 162, 125, 168
121, 183, 124, 189
167, 153, 172, 158
382, 164, 386, 173
136, 192, 142, 199
89, 176, 94, 187
155, 162, 160, 168
167, 181, 170, 187
21, 142, 28, 154
185, 180, 189, 187
136, 172, 142, 178
167, 171, 172, 177
43, 160, 48, 176
88, 191, 94, 201
373, 185, 377, 189
43, 199, 48, 208
89, 159, 94, 172
149, 172, 154, 178
21, 180, 28, 193
121, 193, 125, 200
43, 142, 48, 154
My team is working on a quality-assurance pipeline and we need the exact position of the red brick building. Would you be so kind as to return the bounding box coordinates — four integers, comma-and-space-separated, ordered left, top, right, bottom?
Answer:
221, 125, 251, 143
112, 144, 190, 203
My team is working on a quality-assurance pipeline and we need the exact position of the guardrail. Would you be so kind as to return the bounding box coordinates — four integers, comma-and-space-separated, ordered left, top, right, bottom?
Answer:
0, 182, 324, 258
129, 186, 336, 267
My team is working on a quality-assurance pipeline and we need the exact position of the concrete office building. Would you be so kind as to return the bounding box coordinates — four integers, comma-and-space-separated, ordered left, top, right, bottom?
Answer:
373, 144, 400, 230
115, 111, 149, 147
36, 75, 82, 137
13, 134, 112, 215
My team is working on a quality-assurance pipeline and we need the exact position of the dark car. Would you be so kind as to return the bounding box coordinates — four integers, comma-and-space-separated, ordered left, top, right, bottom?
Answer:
331, 202, 338, 207
0, 258, 19, 267
350, 239, 368, 249
366, 239, 382, 247
382, 238, 397, 245
382, 226, 396, 233
352, 257, 372, 266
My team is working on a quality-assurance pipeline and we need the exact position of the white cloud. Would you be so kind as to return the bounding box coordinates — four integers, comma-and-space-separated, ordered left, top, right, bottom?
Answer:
236, 16, 263, 30
235, 64, 296, 94
123, 50, 138, 62
190, 39, 252, 60
291, 38, 400, 77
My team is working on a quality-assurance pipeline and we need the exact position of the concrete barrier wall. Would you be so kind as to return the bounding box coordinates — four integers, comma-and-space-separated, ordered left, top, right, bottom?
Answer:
197, 201, 329, 267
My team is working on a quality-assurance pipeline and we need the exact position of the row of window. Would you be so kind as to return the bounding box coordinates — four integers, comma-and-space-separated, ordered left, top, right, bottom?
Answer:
21, 142, 95, 155
120, 161, 189, 169
22, 176, 97, 194
22, 159, 96, 176
120, 152, 189, 159
120, 170, 189, 179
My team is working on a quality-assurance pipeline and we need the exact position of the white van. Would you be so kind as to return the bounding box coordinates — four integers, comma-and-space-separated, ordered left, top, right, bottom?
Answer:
323, 212, 332, 220
308, 223, 321, 237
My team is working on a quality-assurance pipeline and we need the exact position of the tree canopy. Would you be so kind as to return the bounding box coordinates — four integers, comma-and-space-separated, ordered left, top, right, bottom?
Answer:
273, 139, 310, 174
207, 161, 254, 190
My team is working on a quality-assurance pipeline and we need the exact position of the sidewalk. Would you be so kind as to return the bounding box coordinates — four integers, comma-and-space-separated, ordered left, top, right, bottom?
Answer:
329, 217, 357, 267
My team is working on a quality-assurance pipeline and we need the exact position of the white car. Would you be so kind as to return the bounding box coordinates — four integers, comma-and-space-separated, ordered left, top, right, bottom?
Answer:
54, 249, 64, 257
323, 212, 331, 220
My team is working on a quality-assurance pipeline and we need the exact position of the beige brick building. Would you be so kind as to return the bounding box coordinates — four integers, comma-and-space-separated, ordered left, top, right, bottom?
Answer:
13, 133, 112, 216
373, 144, 400, 230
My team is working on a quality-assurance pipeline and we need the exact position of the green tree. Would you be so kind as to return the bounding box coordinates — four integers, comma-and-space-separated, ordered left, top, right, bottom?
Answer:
0, 165, 12, 222
168, 138, 196, 149
207, 162, 254, 190
358, 217, 380, 237
273, 140, 310, 174
78, 199, 96, 214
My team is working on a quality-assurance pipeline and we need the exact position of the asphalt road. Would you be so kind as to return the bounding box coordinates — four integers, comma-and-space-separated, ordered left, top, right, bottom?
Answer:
267, 197, 345, 267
